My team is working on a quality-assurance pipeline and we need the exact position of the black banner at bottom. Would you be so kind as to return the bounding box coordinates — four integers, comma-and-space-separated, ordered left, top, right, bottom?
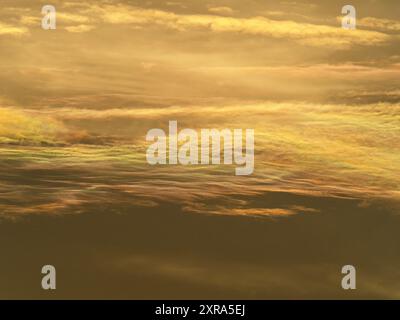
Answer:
0, 300, 397, 318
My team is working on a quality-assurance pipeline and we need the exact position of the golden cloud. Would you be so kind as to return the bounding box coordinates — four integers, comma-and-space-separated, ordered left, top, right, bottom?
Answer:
71, 4, 392, 48
0, 22, 28, 36
65, 24, 95, 32
207, 6, 235, 16
358, 17, 400, 31
6, 2, 396, 50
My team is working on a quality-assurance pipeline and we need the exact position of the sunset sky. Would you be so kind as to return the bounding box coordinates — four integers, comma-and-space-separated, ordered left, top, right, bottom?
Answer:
0, 0, 399, 299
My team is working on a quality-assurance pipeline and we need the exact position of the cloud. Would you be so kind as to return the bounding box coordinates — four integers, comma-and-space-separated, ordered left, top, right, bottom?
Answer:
65, 24, 95, 33
1, 100, 398, 218
20, 16, 40, 26
207, 6, 235, 16
0, 108, 67, 145
87, 4, 390, 48
183, 205, 318, 217
1, 2, 397, 49
0, 22, 28, 36
0, 1, 399, 220
57, 12, 91, 24
358, 17, 400, 32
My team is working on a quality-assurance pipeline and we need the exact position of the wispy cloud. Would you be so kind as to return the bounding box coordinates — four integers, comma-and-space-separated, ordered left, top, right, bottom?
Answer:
1, 101, 398, 218
89, 4, 389, 48
65, 24, 95, 33
358, 17, 400, 32
0, 22, 28, 36
207, 6, 235, 16
14, 3, 393, 48
0, 108, 66, 145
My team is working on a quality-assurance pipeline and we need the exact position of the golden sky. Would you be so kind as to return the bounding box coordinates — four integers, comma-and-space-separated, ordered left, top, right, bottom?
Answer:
0, 0, 399, 109
0, 0, 399, 217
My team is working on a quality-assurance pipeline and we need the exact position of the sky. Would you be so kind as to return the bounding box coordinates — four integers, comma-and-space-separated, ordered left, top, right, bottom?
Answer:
0, 0, 399, 110
0, 0, 399, 299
